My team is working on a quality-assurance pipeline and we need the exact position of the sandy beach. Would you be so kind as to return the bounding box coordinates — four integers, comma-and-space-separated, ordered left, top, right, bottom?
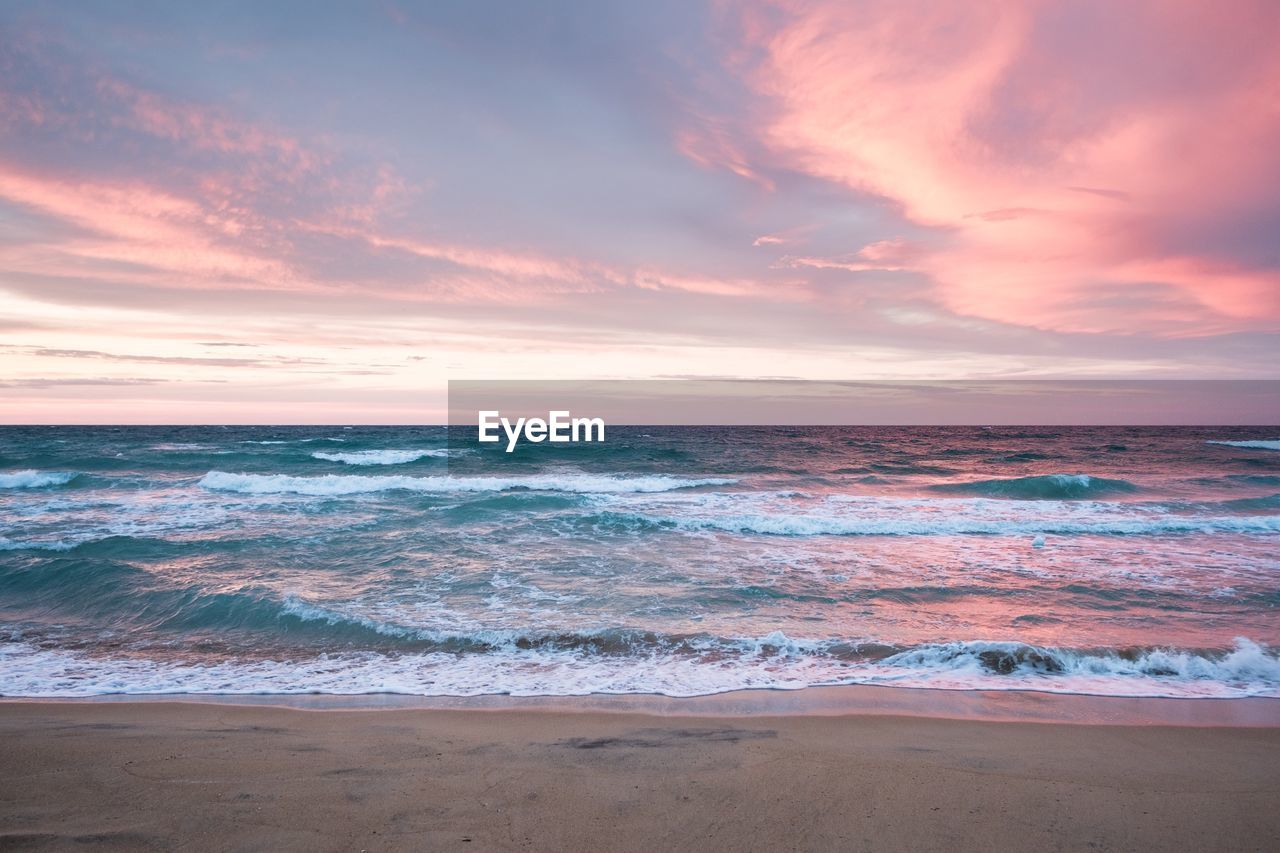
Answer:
1, 699, 1277, 852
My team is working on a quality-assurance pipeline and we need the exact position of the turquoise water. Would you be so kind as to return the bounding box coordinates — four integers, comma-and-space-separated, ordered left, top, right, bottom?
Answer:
1, 425, 1278, 698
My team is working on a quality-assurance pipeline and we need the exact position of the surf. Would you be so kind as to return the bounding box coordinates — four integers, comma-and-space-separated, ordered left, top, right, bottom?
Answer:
311, 449, 449, 465
929, 473, 1139, 500
197, 470, 737, 495
0, 470, 79, 489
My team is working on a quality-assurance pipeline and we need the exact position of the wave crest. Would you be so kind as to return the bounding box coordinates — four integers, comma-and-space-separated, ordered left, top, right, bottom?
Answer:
0, 470, 79, 489
1207, 439, 1280, 451
883, 638, 1280, 683
198, 470, 736, 496
1, 634, 1275, 699
930, 473, 1137, 500
586, 508, 1280, 537
311, 449, 449, 465
0, 536, 76, 552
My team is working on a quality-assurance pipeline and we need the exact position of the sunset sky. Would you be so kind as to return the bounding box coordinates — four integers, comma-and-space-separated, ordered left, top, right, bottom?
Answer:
1, 1, 1278, 423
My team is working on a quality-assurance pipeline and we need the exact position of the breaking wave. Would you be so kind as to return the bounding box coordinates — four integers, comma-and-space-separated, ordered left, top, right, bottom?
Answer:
1, 634, 1274, 699
930, 473, 1138, 500
589, 509, 1280, 537
880, 637, 1280, 683
0, 470, 79, 489
1207, 439, 1280, 451
311, 449, 449, 465
198, 470, 736, 496
0, 536, 76, 552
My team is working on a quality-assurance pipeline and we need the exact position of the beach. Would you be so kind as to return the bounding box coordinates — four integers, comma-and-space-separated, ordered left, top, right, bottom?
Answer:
3, 427, 1278, 850
2, 697, 1278, 852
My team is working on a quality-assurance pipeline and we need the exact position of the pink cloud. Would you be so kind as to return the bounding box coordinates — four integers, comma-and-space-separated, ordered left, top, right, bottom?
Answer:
95, 78, 321, 175
305, 221, 801, 303
0, 166, 302, 289
0, 157, 793, 311
782, 238, 926, 273
675, 121, 774, 190
704, 0, 1280, 335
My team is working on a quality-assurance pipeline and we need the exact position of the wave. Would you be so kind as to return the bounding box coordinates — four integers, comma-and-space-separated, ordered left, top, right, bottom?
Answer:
999, 452, 1053, 462
573, 490, 1280, 537
1207, 439, 1280, 451
1, 634, 1274, 699
880, 637, 1280, 683
930, 473, 1138, 500
0, 470, 78, 489
278, 600, 681, 652
0, 562, 441, 645
1227, 475, 1280, 487
0, 535, 76, 552
278, 596, 427, 640
198, 470, 736, 496
1216, 494, 1280, 512
240, 437, 346, 445
587, 508, 1280, 537
311, 449, 448, 465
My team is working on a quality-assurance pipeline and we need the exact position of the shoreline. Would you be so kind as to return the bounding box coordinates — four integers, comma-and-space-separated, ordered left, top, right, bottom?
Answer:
2, 699, 1277, 851
6, 683, 1280, 726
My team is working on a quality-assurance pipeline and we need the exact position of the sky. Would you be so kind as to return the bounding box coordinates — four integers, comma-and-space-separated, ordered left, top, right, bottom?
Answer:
0, 0, 1277, 423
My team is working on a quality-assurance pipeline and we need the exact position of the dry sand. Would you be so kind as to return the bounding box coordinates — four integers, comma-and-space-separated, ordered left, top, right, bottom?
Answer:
1, 700, 1277, 852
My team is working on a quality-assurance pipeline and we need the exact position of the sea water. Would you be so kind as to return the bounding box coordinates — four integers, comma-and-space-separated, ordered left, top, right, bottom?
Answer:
1, 425, 1277, 699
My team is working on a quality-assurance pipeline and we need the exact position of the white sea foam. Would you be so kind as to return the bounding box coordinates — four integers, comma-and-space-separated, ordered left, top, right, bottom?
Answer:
198, 470, 736, 496
0, 636, 1275, 700
0, 536, 75, 552
649, 511, 1280, 537
0, 470, 78, 489
1207, 439, 1280, 451
279, 595, 424, 639
311, 449, 448, 465
881, 637, 1280, 684
279, 596, 571, 647
590, 492, 1280, 537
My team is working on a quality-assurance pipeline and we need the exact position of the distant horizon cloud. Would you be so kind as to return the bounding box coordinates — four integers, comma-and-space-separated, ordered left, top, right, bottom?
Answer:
0, 1, 1277, 422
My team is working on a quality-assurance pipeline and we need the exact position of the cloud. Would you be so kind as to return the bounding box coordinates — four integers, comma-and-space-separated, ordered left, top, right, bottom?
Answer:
702, 0, 1280, 335
675, 119, 775, 190
9, 346, 323, 369
1, 1, 1277, 423
0, 167, 303, 291
781, 238, 927, 274
0, 29, 795, 313
0, 37, 414, 298
96, 77, 319, 169
0, 377, 165, 388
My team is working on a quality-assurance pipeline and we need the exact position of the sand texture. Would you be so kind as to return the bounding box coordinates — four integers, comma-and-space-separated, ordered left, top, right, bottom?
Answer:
1, 701, 1278, 852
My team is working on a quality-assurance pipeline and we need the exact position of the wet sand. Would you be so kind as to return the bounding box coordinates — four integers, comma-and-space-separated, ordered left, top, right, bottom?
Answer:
1, 700, 1277, 851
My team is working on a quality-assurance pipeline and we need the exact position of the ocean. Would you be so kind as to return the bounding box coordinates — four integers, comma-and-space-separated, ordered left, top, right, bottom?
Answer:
1, 424, 1278, 699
